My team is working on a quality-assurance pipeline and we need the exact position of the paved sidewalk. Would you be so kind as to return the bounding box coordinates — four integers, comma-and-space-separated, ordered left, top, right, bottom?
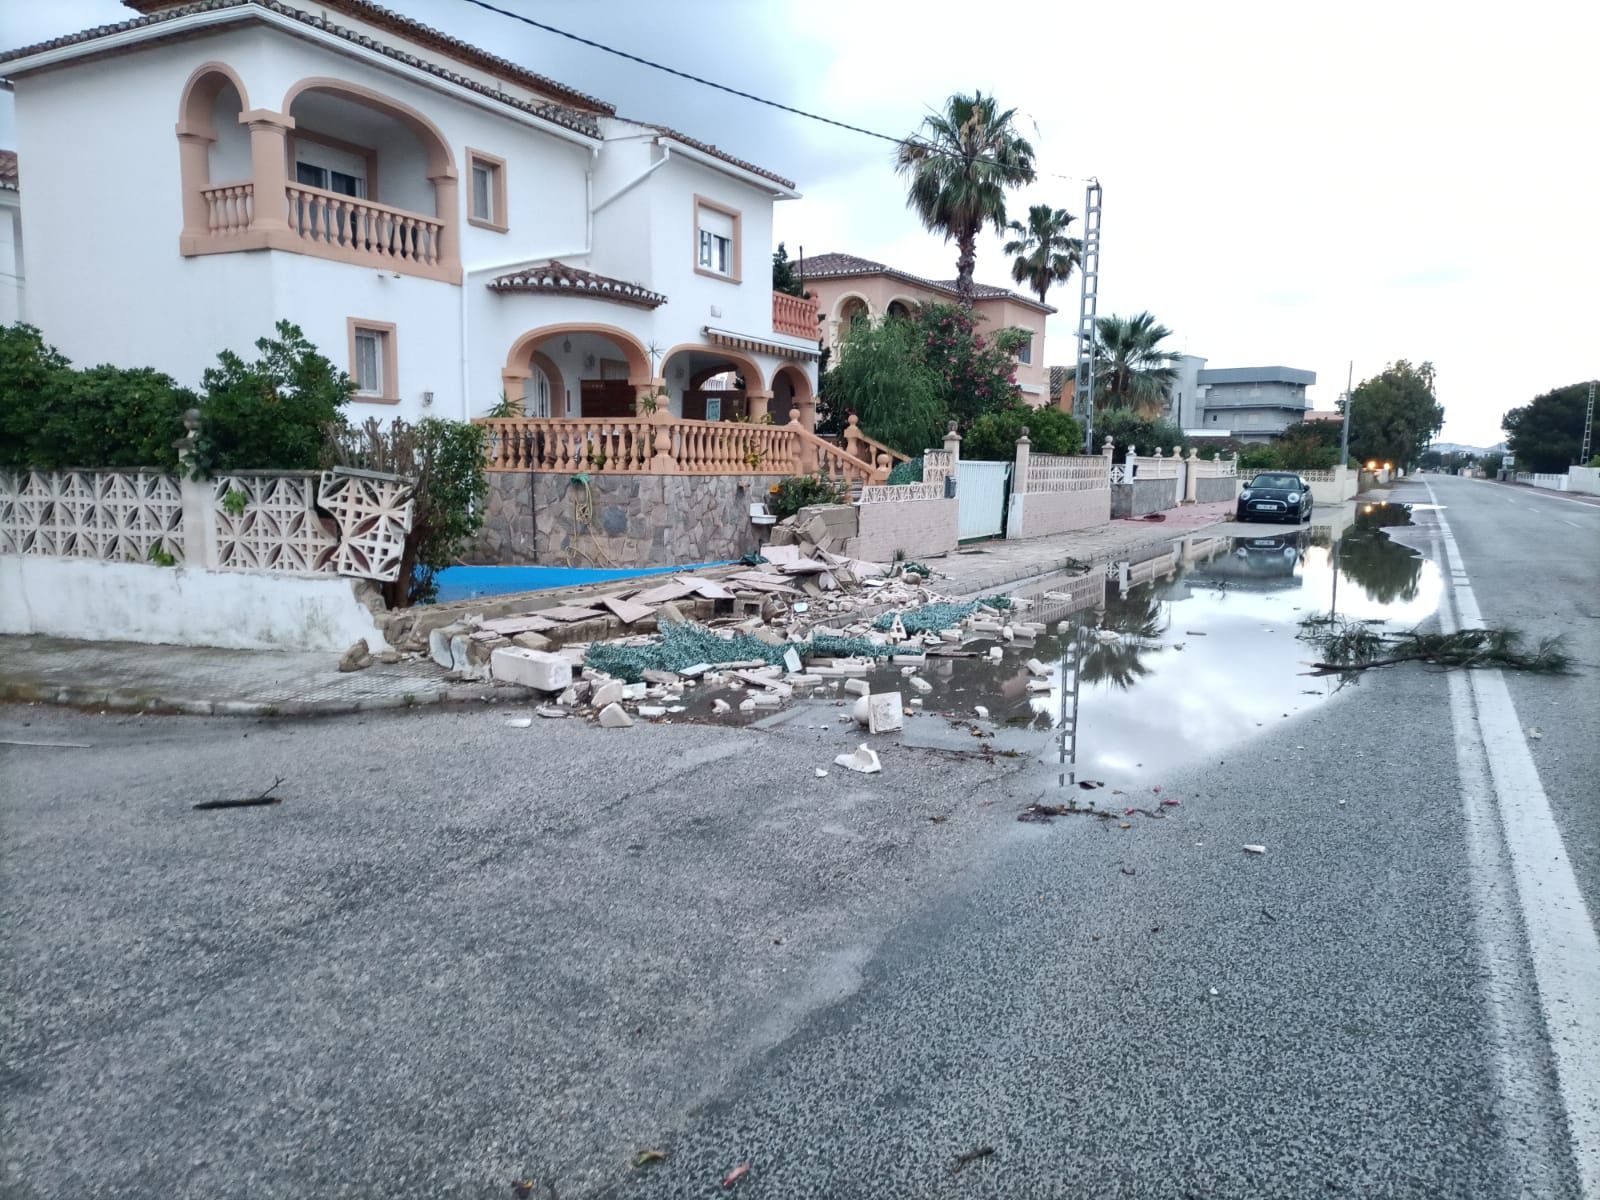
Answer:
1, 501, 1251, 720
938, 498, 1238, 596
0, 635, 499, 717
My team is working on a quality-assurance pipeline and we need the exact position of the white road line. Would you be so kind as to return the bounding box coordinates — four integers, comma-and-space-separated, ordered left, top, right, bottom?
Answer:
1429, 481, 1600, 1197
1562, 519, 1582, 529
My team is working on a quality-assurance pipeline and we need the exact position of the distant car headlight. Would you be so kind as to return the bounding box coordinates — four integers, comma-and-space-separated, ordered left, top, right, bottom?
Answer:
1286, 492, 1301, 502
1240, 489, 1252, 500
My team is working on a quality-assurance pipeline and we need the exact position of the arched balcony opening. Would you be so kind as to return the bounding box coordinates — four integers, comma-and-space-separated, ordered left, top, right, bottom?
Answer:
282, 79, 459, 281
175, 70, 460, 281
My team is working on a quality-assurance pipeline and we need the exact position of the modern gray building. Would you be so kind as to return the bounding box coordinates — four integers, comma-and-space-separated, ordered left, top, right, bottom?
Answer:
1169, 362, 1317, 443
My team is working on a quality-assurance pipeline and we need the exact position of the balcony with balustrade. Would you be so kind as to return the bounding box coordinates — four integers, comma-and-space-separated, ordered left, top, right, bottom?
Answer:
177, 71, 460, 283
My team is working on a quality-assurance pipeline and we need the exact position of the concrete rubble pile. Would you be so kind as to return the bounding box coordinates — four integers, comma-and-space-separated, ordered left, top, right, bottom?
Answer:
355, 518, 1047, 733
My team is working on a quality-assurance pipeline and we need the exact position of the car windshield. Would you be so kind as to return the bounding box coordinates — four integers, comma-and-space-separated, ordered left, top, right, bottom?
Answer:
1250, 474, 1299, 490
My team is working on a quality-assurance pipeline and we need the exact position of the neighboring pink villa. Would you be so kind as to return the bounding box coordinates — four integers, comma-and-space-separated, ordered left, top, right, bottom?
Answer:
797, 252, 1055, 405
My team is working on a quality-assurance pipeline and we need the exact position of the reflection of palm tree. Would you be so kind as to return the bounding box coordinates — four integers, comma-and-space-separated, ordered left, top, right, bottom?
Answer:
1336, 528, 1422, 604
1080, 590, 1166, 690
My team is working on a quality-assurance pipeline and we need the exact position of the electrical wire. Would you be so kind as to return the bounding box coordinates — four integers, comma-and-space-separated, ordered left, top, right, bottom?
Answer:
454, 0, 1096, 186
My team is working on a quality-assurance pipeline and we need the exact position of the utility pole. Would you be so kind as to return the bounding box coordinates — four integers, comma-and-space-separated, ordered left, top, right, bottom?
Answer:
1074, 180, 1102, 453
1582, 379, 1595, 465
1339, 360, 1354, 467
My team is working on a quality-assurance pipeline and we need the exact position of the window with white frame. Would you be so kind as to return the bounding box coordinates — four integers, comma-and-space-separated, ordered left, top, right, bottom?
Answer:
695, 200, 737, 278
1016, 335, 1033, 365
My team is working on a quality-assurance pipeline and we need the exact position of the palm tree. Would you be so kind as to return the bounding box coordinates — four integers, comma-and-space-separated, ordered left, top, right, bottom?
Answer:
895, 92, 1036, 307
1094, 312, 1181, 417
1003, 204, 1081, 306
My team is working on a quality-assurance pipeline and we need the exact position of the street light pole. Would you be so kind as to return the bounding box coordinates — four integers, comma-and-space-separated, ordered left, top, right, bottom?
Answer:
1339, 360, 1354, 468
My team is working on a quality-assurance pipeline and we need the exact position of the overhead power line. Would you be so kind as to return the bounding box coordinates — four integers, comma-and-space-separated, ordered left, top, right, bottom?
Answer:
454, 0, 1096, 185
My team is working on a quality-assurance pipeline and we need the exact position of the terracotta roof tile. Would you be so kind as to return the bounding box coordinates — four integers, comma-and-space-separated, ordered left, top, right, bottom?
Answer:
0, 150, 17, 192
117, 0, 612, 113
798, 251, 1054, 313
0, 1, 602, 138
488, 261, 666, 309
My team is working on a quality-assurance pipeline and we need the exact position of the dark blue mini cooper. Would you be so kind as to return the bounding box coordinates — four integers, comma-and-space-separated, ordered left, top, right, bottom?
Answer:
1236, 472, 1313, 523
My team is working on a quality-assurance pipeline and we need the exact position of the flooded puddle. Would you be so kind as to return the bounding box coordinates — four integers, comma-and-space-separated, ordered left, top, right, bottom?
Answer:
687, 503, 1441, 793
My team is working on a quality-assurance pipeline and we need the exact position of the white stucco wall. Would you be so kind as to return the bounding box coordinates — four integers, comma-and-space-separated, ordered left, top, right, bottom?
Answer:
0, 198, 22, 327
1568, 466, 1600, 496
9, 14, 811, 428
0, 557, 389, 651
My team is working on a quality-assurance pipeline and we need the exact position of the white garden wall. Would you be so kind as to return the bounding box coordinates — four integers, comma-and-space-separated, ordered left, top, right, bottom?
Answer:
1567, 466, 1600, 496
0, 557, 388, 652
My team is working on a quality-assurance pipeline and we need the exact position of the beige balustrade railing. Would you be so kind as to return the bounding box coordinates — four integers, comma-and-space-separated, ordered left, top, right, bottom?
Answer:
201, 181, 255, 236
772, 290, 819, 339
284, 184, 445, 272
475, 414, 887, 483
840, 414, 911, 465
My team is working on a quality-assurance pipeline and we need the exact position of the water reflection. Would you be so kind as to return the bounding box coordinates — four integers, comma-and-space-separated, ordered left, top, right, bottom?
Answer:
1080, 589, 1167, 690
1333, 502, 1423, 605
688, 515, 1443, 792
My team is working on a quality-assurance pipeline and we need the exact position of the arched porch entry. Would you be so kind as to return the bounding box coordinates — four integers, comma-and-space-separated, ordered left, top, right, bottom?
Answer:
662, 343, 767, 422
502, 324, 653, 419
771, 363, 816, 430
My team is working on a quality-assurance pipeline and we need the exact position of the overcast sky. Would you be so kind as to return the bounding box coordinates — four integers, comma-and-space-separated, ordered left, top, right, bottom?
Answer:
4, 0, 1596, 446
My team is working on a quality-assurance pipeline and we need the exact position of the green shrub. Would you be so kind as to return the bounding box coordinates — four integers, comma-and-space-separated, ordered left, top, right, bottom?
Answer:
887, 456, 923, 486
827, 318, 948, 456
193, 321, 352, 475
0, 324, 193, 470
767, 473, 846, 520
1094, 408, 1186, 460
328, 417, 489, 607
963, 403, 1084, 461
1236, 445, 1279, 472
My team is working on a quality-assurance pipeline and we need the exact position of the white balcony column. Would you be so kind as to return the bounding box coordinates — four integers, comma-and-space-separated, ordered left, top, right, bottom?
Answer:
240, 108, 294, 233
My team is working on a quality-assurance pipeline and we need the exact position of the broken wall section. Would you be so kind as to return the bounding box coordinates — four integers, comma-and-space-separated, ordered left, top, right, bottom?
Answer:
845, 487, 958, 562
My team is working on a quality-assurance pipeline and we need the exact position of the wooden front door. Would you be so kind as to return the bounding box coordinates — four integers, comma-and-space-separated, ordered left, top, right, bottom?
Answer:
579, 379, 635, 418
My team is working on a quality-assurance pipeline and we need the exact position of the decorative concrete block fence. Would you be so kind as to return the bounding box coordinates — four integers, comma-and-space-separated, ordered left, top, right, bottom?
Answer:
1515, 471, 1571, 492
0, 466, 412, 650
1299, 466, 1358, 504
1005, 431, 1112, 540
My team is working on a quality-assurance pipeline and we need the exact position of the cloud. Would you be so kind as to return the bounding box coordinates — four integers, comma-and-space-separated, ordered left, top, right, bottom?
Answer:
4, 0, 1597, 445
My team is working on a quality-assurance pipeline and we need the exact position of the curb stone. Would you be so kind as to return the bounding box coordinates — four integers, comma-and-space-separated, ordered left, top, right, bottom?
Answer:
0, 679, 506, 719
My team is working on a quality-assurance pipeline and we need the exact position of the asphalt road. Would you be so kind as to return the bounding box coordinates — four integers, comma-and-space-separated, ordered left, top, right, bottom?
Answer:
2, 475, 1595, 1199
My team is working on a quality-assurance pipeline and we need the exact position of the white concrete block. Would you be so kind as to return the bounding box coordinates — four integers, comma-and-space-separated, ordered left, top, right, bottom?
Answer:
490, 647, 573, 692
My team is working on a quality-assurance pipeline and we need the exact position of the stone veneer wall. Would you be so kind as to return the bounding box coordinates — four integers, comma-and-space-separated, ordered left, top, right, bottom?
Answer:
469, 472, 790, 567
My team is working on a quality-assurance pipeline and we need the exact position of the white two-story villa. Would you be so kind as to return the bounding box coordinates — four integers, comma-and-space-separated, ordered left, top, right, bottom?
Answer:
0, 0, 821, 428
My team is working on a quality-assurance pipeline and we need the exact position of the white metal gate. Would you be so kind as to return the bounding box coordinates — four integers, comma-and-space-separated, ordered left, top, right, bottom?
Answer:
957, 460, 1010, 540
